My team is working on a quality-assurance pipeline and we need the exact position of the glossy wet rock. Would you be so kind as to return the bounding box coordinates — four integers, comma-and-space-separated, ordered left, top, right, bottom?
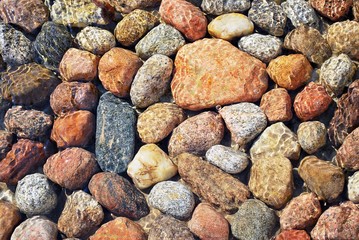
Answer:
336, 127, 359, 171
348, 172, 359, 203
11, 216, 57, 240
260, 88, 292, 122
310, 0, 353, 21
148, 215, 194, 240
0, 130, 12, 160
297, 121, 327, 154
201, 0, 250, 15
282, 0, 319, 29
0, 201, 21, 240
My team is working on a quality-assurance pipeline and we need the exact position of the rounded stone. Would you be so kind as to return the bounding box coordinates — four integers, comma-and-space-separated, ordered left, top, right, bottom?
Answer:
0, 201, 21, 240
148, 215, 194, 240
11, 216, 58, 240
282, 0, 319, 29
348, 171, 359, 203
201, 0, 251, 15
310, 0, 353, 21
276, 230, 311, 240
0, 130, 13, 160
260, 88, 292, 122
297, 121, 327, 154
336, 127, 359, 171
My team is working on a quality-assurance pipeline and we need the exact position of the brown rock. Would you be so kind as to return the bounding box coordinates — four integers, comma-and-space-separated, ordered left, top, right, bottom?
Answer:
171, 38, 268, 111
51, 110, 95, 148
310, 0, 353, 21
298, 156, 344, 202
354, 0, 359, 21
294, 82, 332, 121
0, 139, 45, 185
276, 230, 310, 240
90, 217, 146, 240
177, 153, 250, 213
260, 88, 292, 122
297, 121, 327, 154
188, 203, 229, 240
0, 130, 13, 160
94, 0, 161, 13
98, 47, 143, 97
44, 148, 99, 190
88, 172, 149, 220
50, 81, 99, 116
280, 193, 322, 230
59, 48, 100, 82
0, 201, 21, 240
267, 54, 313, 90
11, 216, 58, 240
336, 127, 359, 171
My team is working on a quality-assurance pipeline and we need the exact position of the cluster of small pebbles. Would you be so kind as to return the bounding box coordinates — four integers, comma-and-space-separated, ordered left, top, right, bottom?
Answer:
0, 0, 359, 239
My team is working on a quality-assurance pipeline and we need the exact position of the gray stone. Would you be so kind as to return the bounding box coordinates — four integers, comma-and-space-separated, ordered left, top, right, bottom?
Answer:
201, 0, 251, 15
10, 216, 58, 240
148, 215, 195, 240
135, 24, 186, 60
297, 121, 326, 154
96, 92, 136, 174
281, 0, 319, 29
148, 181, 195, 220
348, 171, 359, 203
0, 130, 13, 160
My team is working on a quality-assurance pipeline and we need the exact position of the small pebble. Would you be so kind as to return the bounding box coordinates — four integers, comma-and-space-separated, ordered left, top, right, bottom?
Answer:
282, 0, 319, 29
0, 201, 21, 240
276, 230, 310, 240
348, 172, 359, 203
148, 215, 194, 240
297, 121, 327, 154
11, 216, 58, 240
201, 0, 251, 15
336, 127, 359, 171
260, 88, 292, 122
0, 130, 13, 160
310, 0, 352, 21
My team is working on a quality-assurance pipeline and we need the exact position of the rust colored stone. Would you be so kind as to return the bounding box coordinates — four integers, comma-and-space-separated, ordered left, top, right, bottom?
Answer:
310, 0, 353, 21
0, 130, 13, 160
276, 230, 310, 240
0, 201, 21, 240
336, 127, 359, 171
260, 88, 292, 122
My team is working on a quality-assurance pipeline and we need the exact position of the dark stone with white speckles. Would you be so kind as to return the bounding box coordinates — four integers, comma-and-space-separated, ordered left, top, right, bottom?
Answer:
282, 0, 319, 29
201, 0, 250, 15
96, 92, 136, 174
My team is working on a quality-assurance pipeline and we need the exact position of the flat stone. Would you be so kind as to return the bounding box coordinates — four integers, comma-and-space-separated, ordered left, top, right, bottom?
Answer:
297, 121, 327, 154
282, 0, 319, 29
11, 216, 57, 240
348, 171, 359, 203
0, 201, 21, 240
336, 127, 359, 171
276, 230, 311, 240
201, 0, 250, 15
148, 215, 194, 240
310, 0, 352, 21
260, 88, 292, 122
0, 130, 13, 160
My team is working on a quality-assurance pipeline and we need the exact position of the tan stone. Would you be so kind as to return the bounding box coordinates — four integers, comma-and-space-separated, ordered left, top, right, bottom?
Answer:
0, 201, 21, 240
260, 88, 292, 122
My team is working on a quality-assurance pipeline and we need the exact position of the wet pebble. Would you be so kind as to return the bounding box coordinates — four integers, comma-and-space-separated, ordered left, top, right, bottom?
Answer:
11, 216, 58, 240
282, 0, 319, 29
336, 127, 359, 171
348, 171, 359, 203
201, 0, 250, 15
148, 215, 194, 240
260, 88, 292, 122
297, 121, 327, 154
0, 201, 21, 240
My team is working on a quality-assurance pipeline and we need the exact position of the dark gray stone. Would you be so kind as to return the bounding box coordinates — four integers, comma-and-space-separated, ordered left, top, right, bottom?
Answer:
201, 0, 250, 15
281, 0, 319, 29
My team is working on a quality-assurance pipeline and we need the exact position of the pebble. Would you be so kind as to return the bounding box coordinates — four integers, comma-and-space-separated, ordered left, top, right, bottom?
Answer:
96, 92, 136, 173
0, 23, 34, 67
238, 33, 282, 63
205, 145, 249, 174
208, 13, 254, 41
280, 193, 322, 230
148, 181, 194, 219
267, 54, 313, 90
260, 88, 292, 122
59, 48, 100, 82
336, 127, 359, 171
135, 23, 186, 60
248, 0, 287, 36
0, 139, 45, 185
297, 121, 327, 154
294, 82, 332, 121
250, 122, 301, 162
319, 54, 356, 97
276, 230, 310, 240
219, 102, 267, 146
298, 156, 344, 202
75, 26, 116, 55
4, 106, 52, 140
348, 172, 359, 203
89, 217, 146, 240
168, 111, 224, 157
176, 153, 250, 213
310, 0, 352, 21
327, 20, 359, 60
0, 130, 12, 160
127, 144, 177, 189
11, 216, 58, 240
171, 38, 268, 110
43, 147, 99, 190
15, 173, 57, 216
311, 201, 359, 240
201, 0, 251, 15
115, 9, 159, 47
354, 0, 359, 21
50, 81, 99, 116
98, 0, 161, 13
130, 54, 173, 108
0, 62, 61, 106
58, 191, 104, 238
148, 215, 194, 240
137, 103, 186, 144
284, 25, 332, 65
282, 0, 319, 29
51, 110, 95, 148
188, 203, 229, 240
98, 47, 143, 97
89, 172, 149, 220
0, 201, 21, 240
230, 199, 278, 240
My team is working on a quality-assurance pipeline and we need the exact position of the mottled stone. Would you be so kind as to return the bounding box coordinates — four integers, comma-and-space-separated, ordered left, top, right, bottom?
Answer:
137, 103, 186, 144
89, 172, 149, 219
348, 172, 359, 203
310, 0, 353, 21
267, 54, 313, 90
297, 121, 327, 154
76, 26, 116, 55
168, 111, 224, 157
201, 0, 250, 15
238, 33, 282, 63
354, 0, 359, 21
44, 148, 99, 190
0, 182, 15, 204
130, 54, 173, 108
0, 139, 45, 185
311, 201, 359, 240
0, 130, 12, 160
51, 110, 95, 148
336, 127, 359, 171
148, 215, 194, 240
96, 0, 161, 13
148, 181, 195, 220
135, 24, 186, 60
298, 156, 345, 201
284, 25, 332, 65
230, 199, 278, 240
0, 201, 21, 240
250, 122, 301, 162
280, 193, 322, 230
58, 191, 104, 238
294, 82, 332, 121
172, 38, 268, 110
115, 9, 159, 47
260, 88, 292, 122
96, 92, 136, 173
276, 230, 311, 240
11, 216, 57, 240
177, 153, 250, 213
282, 0, 319, 29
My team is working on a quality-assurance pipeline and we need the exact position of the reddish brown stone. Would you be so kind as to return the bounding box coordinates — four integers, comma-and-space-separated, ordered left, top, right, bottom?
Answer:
310, 0, 353, 21
0, 130, 13, 160
276, 230, 310, 240
294, 82, 332, 121
59, 48, 100, 82
0, 139, 45, 185
171, 38, 268, 111
336, 127, 359, 171
98, 47, 143, 97
260, 88, 292, 122
51, 110, 95, 148
44, 148, 99, 190
0, 201, 21, 240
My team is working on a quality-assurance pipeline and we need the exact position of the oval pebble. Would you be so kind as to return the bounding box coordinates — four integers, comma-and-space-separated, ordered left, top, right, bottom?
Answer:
76, 26, 116, 55
11, 216, 58, 240
297, 121, 327, 154
348, 172, 359, 203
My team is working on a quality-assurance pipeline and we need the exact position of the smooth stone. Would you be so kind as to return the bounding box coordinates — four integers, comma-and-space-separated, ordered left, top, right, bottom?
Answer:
310, 0, 353, 21
348, 172, 359, 203
336, 127, 359, 171
0, 201, 21, 240
148, 215, 194, 240
282, 0, 319, 29
11, 216, 58, 240
260, 88, 292, 122
0, 130, 13, 160
297, 121, 327, 154
201, 0, 250, 15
